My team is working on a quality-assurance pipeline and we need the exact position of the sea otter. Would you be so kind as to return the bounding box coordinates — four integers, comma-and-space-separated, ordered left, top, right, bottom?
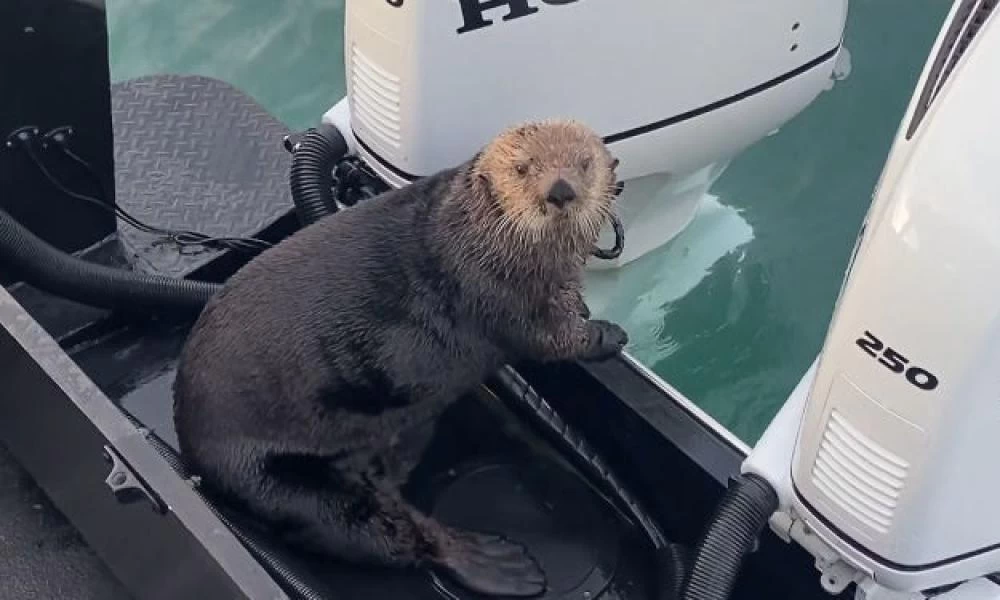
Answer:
173, 119, 628, 597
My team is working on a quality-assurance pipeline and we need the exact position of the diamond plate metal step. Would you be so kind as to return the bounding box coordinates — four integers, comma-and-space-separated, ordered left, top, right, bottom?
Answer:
111, 74, 294, 278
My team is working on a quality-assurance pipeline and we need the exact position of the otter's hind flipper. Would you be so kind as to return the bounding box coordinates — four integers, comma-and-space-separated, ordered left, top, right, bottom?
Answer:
251, 453, 546, 597
432, 529, 548, 597
242, 453, 429, 567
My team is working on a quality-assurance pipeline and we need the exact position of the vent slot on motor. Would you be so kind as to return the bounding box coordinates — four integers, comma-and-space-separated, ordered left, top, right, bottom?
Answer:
811, 410, 909, 534
905, 0, 997, 139
350, 44, 403, 157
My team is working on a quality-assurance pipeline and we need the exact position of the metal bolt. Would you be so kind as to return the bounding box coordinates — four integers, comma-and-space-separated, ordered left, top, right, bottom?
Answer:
111, 472, 127, 486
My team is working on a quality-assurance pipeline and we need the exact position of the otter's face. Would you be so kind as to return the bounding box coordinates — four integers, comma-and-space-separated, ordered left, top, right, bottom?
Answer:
474, 120, 619, 243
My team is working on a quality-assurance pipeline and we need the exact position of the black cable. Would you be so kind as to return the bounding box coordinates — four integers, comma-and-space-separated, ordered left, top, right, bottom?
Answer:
27, 138, 272, 255
56, 142, 271, 253
46, 145, 268, 253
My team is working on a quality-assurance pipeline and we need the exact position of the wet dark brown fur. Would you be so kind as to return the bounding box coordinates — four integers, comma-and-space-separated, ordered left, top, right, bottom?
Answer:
172, 120, 629, 597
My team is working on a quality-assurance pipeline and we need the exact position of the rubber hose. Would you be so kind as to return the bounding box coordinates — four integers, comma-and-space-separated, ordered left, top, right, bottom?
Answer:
0, 207, 221, 315
289, 123, 350, 227
493, 365, 688, 600
680, 473, 779, 600
119, 410, 328, 600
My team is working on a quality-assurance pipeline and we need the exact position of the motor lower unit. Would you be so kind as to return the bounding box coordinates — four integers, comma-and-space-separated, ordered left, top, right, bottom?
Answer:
324, 0, 849, 267
744, 1, 1000, 597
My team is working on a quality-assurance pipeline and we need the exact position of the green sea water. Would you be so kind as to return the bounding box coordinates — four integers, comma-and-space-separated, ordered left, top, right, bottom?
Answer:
106, 0, 952, 444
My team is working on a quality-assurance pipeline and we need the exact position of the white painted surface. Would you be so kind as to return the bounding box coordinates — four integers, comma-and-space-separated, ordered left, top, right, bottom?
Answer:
340, 0, 848, 264
789, 2, 1000, 590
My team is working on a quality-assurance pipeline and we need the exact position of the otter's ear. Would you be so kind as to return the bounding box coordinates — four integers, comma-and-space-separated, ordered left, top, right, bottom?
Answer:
470, 151, 489, 185
516, 123, 540, 138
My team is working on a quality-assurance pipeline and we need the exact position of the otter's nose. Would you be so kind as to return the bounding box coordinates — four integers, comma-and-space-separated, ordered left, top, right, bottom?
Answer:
547, 179, 576, 208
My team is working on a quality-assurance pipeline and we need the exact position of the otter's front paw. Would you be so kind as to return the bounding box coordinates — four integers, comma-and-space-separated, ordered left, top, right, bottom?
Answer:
435, 532, 546, 597
557, 289, 590, 319
582, 320, 629, 361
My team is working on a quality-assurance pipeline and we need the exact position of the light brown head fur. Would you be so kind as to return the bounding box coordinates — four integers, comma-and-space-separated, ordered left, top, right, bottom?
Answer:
470, 119, 619, 250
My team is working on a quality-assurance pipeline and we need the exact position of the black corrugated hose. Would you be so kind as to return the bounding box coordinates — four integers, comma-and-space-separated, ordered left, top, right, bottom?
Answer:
288, 123, 350, 227
0, 207, 220, 315
679, 473, 779, 600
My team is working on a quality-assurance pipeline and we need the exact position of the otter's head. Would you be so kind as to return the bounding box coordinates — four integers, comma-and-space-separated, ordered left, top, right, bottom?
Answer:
471, 119, 619, 249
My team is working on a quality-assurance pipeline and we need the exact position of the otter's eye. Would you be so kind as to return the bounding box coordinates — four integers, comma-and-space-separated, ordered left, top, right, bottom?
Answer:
581, 157, 592, 172
515, 163, 529, 176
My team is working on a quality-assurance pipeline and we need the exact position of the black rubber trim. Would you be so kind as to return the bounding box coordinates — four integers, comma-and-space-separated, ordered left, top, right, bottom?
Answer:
604, 45, 841, 144
355, 44, 842, 183
794, 485, 1000, 571
905, 0, 981, 140
578, 356, 747, 485
353, 132, 422, 182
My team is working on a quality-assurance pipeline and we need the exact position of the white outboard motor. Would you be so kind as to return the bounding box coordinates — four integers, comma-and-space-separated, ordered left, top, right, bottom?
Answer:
322, 0, 849, 268
743, 1, 1000, 598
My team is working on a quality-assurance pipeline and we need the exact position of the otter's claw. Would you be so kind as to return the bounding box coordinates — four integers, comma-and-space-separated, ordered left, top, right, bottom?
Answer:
583, 320, 629, 361
436, 532, 546, 597
571, 295, 591, 319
